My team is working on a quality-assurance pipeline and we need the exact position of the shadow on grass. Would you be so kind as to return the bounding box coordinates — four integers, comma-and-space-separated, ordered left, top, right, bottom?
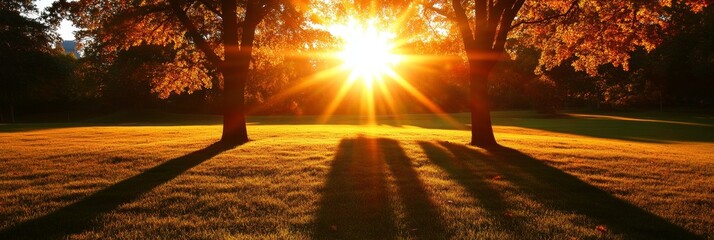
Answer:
491, 112, 714, 143
379, 138, 448, 238
255, 111, 714, 143
417, 141, 530, 233
420, 141, 700, 239
314, 137, 446, 239
0, 141, 238, 239
6, 110, 713, 143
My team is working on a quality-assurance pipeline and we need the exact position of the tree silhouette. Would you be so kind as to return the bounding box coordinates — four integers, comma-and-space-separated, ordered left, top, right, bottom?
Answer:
1, 0, 69, 123
423, 0, 707, 146
56, 0, 304, 143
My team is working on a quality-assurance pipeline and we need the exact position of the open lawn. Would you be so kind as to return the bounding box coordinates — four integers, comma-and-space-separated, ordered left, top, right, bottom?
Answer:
0, 111, 712, 239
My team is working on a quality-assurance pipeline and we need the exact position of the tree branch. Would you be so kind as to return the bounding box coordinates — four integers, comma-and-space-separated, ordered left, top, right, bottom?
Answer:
168, 0, 223, 66
510, 0, 526, 13
106, 4, 171, 27
422, 3, 458, 21
194, 0, 222, 17
475, 0, 487, 24
487, 0, 495, 29
148, 16, 172, 35
451, 0, 476, 49
493, 0, 525, 51
510, 0, 578, 28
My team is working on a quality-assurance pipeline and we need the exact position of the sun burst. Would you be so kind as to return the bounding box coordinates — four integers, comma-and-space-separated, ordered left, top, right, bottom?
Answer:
329, 19, 402, 87
253, 11, 464, 129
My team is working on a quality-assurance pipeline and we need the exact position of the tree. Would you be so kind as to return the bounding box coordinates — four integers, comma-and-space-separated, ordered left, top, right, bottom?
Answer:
0, 0, 56, 123
646, 4, 714, 107
104, 45, 176, 108
56, 0, 304, 144
423, 0, 707, 146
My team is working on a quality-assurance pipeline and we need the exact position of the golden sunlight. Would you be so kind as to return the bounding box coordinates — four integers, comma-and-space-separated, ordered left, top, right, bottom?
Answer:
329, 19, 402, 87
255, 14, 463, 128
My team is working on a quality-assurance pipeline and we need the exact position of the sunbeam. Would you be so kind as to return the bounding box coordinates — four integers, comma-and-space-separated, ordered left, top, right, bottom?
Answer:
253, 9, 466, 129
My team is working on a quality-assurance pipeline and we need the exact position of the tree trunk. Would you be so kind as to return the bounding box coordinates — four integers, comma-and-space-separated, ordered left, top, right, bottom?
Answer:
468, 61, 497, 147
219, 0, 249, 144
219, 0, 263, 144
220, 41, 249, 144
220, 67, 249, 144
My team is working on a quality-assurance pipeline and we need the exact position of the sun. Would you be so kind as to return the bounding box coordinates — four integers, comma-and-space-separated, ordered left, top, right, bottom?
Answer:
329, 19, 402, 87
256, 15, 462, 128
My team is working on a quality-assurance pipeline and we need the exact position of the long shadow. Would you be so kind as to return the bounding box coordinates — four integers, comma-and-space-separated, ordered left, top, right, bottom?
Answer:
435, 142, 701, 239
0, 141, 238, 239
378, 138, 448, 239
417, 141, 527, 233
314, 137, 447, 239
6, 110, 714, 143
491, 112, 714, 143
314, 137, 396, 239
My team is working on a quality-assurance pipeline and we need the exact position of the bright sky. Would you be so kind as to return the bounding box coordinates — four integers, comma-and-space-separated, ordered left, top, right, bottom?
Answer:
35, 0, 78, 40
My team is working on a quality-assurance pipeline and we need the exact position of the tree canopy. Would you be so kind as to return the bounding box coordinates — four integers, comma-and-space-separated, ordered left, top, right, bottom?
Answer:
53, 0, 307, 98
34, 0, 710, 143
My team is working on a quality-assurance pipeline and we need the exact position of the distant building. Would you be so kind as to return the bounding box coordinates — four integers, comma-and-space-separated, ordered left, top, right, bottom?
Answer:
62, 40, 80, 58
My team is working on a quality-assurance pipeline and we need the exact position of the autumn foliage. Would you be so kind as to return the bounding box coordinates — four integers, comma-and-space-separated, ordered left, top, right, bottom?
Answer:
35, 0, 709, 143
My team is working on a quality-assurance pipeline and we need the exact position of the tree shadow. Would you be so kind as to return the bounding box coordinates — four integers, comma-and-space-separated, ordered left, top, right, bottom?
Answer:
378, 138, 448, 239
314, 137, 446, 239
417, 141, 529, 233
0, 141, 238, 239
423, 141, 700, 239
5, 111, 713, 144
314, 137, 395, 239
491, 112, 714, 143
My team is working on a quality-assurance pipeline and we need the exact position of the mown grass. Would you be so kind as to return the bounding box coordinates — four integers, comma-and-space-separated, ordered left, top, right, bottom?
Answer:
0, 111, 712, 239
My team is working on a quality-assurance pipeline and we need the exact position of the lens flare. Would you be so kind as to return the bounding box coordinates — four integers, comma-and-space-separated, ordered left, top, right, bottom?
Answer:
328, 19, 402, 88
252, 8, 465, 129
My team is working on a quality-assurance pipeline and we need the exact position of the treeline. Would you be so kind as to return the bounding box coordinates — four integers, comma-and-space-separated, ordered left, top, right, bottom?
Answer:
1, 1, 78, 122
1, 3, 712, 123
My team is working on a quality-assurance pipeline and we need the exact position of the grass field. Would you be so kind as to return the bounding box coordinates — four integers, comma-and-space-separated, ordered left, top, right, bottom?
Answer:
0, 111, 712, 239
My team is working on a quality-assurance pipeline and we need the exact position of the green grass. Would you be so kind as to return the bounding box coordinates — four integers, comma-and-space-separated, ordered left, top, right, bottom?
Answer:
0, 111, 712, 239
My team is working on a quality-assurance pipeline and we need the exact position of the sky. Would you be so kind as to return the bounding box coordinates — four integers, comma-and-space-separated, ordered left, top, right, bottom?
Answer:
35, 0, 78, 40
